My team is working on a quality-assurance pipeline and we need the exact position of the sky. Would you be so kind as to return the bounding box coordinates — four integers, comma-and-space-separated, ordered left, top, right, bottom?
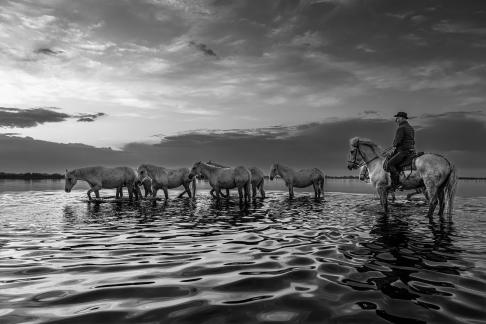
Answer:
1, 0, 485, 175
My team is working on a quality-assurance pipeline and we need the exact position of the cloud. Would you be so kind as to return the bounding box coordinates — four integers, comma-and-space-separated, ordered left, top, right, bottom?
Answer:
0, 133, 137, 173
0, 107, 106, 128
122, 112, 486, 176
75, 112, 106, 122
417, 111, 486, 152
1, 113, 485, 175
34, 48, 63, 56
0, 107, 70, 128
189, 41, 217, 57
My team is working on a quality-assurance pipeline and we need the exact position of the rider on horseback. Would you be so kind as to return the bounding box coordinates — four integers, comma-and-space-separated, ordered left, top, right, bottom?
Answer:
386, 112, 415, 192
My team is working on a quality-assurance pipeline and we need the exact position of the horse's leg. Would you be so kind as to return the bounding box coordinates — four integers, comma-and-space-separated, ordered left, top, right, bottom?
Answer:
437, 189, 446, 216
378, 187, 388, 214
288, 184, 294, 199
312, 182, 318, 199
214, 186, 221, 202
260, 183, 265, 199
426, 183, 439, 218
152, 187, 159, 199
226, 189, 230, 197
127, 184, 134, 200
245, 181, 251, 203
238, 186, 243, 203
183, 183, 192, 198
88, 184, 102, 200
163, 187, 169, 200
252, 183, 257, 198
177, 189, 186, 198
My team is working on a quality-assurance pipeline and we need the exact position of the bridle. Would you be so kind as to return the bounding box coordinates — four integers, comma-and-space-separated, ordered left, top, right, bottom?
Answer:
348, 140, 380, 168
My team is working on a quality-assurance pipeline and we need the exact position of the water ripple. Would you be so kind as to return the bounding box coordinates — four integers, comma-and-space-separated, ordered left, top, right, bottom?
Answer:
0, 190, 485, 323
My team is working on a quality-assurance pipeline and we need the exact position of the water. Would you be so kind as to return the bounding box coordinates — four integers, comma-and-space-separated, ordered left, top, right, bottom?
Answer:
0, 180, 485, 324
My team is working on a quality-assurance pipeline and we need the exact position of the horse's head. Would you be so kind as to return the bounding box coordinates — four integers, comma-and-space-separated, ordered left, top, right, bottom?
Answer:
137, 165, 150, 181
347, 137, 382, 170
64, 169, 77, 193
347, 144, 363, 170
269, 163, 278, 180
188, 161, 202, 179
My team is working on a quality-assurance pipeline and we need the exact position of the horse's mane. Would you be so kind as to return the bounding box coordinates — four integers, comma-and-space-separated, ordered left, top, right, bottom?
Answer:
207, 160, 228, 168
139, 164, 167, 175
349, 137, 384, 155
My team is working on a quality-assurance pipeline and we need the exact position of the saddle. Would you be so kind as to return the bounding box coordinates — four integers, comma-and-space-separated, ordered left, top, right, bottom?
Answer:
384, 151, 424, 173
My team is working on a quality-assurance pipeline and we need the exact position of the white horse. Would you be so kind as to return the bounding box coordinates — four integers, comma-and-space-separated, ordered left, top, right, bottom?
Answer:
116, 177, 152, 199
347, 137, 457, 217
269, 163, 325, 199
207, 161, 266, 198
65, 166, 140, 200
189, 161, 251, 203
358, 164, 427, 202
137, 164, 196, 200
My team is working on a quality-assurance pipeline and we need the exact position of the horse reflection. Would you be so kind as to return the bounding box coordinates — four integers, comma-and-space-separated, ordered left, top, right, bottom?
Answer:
341, 213, 460, 303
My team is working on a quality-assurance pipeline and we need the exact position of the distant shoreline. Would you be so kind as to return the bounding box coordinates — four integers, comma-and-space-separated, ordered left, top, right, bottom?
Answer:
0, 172, 64, 180
1, 172, 485, 181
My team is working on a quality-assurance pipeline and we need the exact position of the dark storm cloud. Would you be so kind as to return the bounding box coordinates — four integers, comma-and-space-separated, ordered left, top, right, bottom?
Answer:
34, 48, 63, 56
0, 107, 70, 128
123, 112, 486, 176
417, 111, 486, 152
75, 112, 106, 122
2, 113, 485, 175
0, 108, 106, 128
0, 133, 138, 173
189, 41, 217, 57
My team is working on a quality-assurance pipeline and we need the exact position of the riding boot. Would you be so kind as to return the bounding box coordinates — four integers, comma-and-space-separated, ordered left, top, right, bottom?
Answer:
386, 171, 400, 192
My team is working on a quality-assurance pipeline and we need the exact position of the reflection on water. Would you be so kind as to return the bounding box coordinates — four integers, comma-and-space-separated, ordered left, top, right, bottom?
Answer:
2, 178, 486, 197
0, 189, 485, 324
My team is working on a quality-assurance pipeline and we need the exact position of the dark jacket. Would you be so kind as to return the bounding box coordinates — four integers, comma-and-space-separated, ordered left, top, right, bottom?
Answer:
393, 120, 415, 151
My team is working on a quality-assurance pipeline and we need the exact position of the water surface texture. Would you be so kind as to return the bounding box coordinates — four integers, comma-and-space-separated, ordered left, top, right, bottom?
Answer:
1, 182, 485, 324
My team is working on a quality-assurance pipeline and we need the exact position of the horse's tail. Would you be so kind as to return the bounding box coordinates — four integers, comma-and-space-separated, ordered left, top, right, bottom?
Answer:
246, 178, 252, 198
319, 175, 325, 195
191, 176, 197, 197
443, 163, 458, 217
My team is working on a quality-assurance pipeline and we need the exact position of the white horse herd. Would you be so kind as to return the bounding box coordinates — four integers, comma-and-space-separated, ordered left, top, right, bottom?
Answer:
64, 137, 458, 217
64, 161, 325, 203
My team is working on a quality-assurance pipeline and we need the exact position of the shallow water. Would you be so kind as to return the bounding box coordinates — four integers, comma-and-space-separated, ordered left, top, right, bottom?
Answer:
1, 183, 485, 324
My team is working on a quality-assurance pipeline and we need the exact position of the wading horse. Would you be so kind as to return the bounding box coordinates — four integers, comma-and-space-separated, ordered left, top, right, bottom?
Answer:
207, 161, 266, 199
347, 137, 457, 217
65, 166, 140, 200
189, 162, 251, 203
358, 164, 428, 202
116, 177, 152, 199
137, 164, 196, 200
269, 163, 325, 199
